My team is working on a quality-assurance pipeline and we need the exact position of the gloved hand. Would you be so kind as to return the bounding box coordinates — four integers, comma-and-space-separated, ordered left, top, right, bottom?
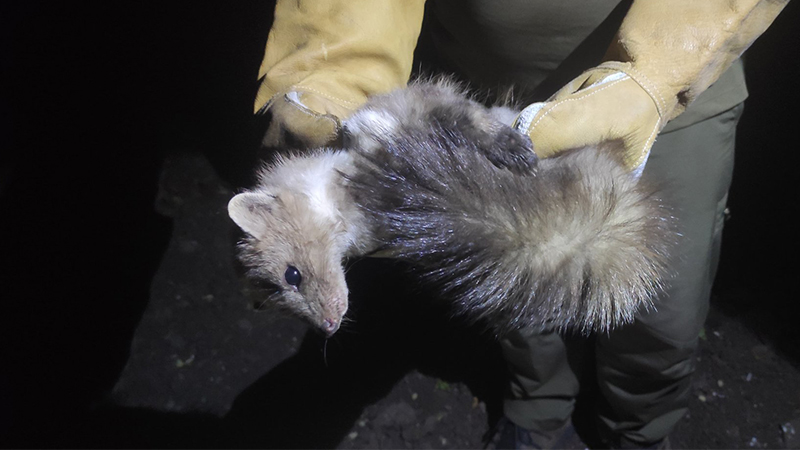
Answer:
259, 90, 347, 149
255, 0, 426, 149
514, 0, 788, 172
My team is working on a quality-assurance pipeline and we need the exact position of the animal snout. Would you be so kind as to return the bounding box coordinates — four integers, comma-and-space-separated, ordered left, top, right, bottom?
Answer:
318, 295, 347, 337
321, 318, 340, 337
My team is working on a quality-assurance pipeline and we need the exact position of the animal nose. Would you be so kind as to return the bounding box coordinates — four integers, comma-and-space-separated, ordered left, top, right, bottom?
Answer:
321, 318, 339, 337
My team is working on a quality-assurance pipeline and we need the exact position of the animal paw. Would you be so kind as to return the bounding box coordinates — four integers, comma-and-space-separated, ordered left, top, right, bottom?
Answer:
472, 126, 538, 175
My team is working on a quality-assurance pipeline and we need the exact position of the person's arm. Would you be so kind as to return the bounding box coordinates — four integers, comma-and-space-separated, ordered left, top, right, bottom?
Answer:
515, 0, 788, 171
255, 0, 426, 149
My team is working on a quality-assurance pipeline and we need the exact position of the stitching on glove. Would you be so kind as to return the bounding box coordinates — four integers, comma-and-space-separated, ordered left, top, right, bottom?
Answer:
295, 87, 361, 109
635, 119, 661, 169
623, 67, 667, 118
513, 103, 545, 134
599, 62, 668, 119
527, 76, 629, 133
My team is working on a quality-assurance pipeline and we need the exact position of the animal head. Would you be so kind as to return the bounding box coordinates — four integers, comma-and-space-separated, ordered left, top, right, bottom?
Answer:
228, 190, 349, 337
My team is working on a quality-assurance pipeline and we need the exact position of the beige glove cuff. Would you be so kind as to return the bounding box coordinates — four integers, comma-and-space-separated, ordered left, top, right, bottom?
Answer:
608, 0, 788, 120
254, 0, 426, 114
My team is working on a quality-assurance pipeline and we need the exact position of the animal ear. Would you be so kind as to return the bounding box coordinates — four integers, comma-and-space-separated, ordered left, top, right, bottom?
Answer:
227, 192, 276, 238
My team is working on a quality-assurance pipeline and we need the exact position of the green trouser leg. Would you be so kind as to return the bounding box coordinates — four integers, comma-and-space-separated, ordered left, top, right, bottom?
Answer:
502, 329, 584, 432
501, 103, 742, 445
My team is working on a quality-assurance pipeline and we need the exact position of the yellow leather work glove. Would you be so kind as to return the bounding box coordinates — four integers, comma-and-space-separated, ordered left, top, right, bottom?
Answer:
255, 0, 426, 149
514, 0, 788, 172
259, 91, 348, 149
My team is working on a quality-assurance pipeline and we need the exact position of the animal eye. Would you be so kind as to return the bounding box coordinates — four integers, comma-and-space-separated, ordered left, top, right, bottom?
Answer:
284, 265, 302, 287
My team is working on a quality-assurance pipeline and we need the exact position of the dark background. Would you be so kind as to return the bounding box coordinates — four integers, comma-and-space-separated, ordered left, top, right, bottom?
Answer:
2, 1, 799, 448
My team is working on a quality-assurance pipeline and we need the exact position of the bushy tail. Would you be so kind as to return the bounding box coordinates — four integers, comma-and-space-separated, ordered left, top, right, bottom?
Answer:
349, 125, 677, 335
